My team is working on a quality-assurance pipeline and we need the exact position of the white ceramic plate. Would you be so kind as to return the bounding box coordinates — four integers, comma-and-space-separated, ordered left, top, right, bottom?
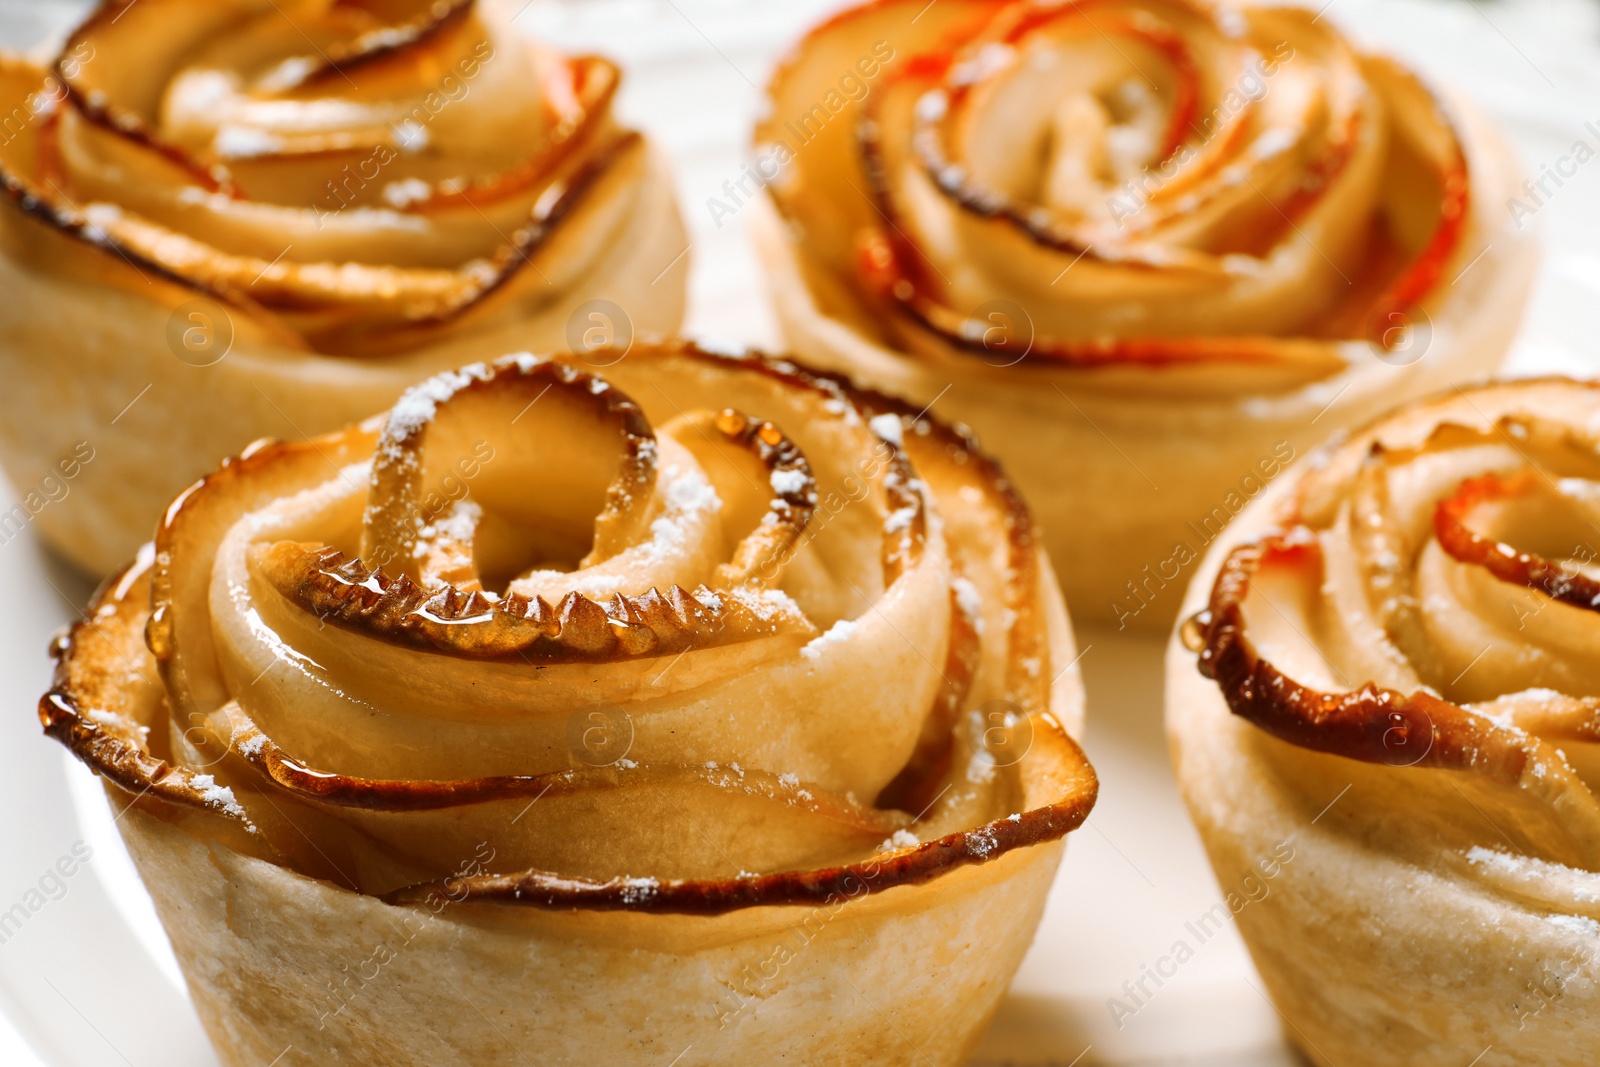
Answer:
1, 0, 1598, 1063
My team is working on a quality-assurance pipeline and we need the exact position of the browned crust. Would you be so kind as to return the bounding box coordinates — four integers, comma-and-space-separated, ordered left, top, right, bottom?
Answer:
701, 406, 820, 585
1433, 470, 1600, 613
44, 341, 1097, 913
815, 348, 1055, 717
259, 542, 808, 661
51, 0, 475, 170
384, 795, 1091, 912
0, 122, 643, 352
38, 557, 242, 818
197, 701, 906, 842
0, 6, 646, 356
52, 1, 241, 194
1277, 375, 1600, 511
1190, 377, 1600, 783
882, 0, 1225, 268
766, 0, 1470, 372
1190, 531, 1532, 784
0, 50, 247, 303
410, 55, 623, 214
297, 0, 478, 87
362, 355, 661, 573
310, 131, 645, 354
40, 691, 183, 801
875, 578, 981, 812
180, 351, 898, 664
43, 560, 845, 827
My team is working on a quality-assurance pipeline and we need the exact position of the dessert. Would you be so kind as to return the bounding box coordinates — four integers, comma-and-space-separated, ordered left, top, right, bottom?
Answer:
754, 0, 1536, 626
0, 0, 687, 575
43, 342, 1097, 1066
1170, 378, 1600, 1066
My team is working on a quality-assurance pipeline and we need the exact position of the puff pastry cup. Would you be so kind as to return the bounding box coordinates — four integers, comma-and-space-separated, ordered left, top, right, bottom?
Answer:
0, 0, 687, 577
43, 342, 1097, 1067
753, 0, 1536, 627
1168, 379, 1600, 1066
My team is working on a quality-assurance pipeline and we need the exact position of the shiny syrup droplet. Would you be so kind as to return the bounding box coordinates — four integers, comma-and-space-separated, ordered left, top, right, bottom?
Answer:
145, 603, 173, 659
1179, 610, 1211, 653
715, 408, 747, 437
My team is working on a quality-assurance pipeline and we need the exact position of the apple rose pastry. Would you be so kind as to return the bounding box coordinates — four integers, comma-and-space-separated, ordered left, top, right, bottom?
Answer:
753, 0, 1535, 627
0, 0, 687, 576
43, 342, 1096, 1067
1168, 378, 1600, 1066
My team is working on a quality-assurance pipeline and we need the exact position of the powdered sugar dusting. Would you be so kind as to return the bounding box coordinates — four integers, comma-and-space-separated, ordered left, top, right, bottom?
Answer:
741, 586, 802, 621
417, 499, 481, 547
383, 178, 434, 208
214, 125, 285, 158
667, 466, 720, 512
952, 576, 985, 635
878, 829, 921, 852
638, 467, 722, 564
1466, 846, 1525, 874
386, 364, 490, 444
1251, 128, 1298, 159
1549, 914, 1600, 938
618, 876, 659, 904
800, 617, 859, 660
770, 468, 809, 496
869, 414, 904, 447
190, 773, 246, 818
884, 506, 916, 534
1466, 846, 1600, 902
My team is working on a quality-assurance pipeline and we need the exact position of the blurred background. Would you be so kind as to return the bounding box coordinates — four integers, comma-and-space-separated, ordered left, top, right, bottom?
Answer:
0, 1, 1598, 1064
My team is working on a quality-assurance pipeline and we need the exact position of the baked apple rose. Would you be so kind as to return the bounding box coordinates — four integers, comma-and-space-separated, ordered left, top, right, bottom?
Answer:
754, 0, 1535, 626
1169, 379, 1600, 1067
44, 342, 1096, 1067
0, 0, 687, 576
